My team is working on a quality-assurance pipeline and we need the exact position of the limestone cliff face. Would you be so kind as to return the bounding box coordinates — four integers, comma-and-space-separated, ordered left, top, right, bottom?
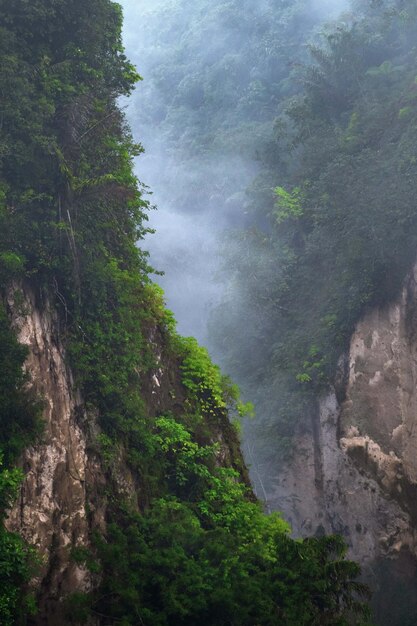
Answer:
4, 286, 105, 625
3, 284, 245, 625
268, 393, 415, 564
267, 264, 417, 624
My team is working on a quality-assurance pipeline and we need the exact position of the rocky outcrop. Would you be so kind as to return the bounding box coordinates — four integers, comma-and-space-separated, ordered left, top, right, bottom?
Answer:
3, 286, 172, 624
339, 264, 417, 523
4, 286, 106, 625
268, 394, 416, 565
266, 264, 417, 624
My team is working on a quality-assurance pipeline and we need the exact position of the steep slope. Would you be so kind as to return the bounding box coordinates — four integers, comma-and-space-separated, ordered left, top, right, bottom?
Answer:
5, 284, 104, 623
211, 0, 417, 508
4, 282, 246, 624
0, 1, 369, 625
204, 2, 417, 621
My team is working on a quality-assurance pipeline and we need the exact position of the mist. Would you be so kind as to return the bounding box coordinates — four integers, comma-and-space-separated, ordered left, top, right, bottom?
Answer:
120, 0, 353, 502
311, 0, 349, 14
120, 0, 350, 348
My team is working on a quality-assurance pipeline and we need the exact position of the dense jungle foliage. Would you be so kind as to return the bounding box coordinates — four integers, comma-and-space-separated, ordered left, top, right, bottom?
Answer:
127, 0, 341, 219
123, 0, 355, 477
0, 0, 371, 624
128, 0, 417, 494
209, 0, 417, 481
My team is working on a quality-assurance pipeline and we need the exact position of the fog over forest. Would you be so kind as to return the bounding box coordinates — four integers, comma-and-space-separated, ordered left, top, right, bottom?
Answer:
6, 1, 417, 623
118, 0, 356, 520
120, 0, 350, 345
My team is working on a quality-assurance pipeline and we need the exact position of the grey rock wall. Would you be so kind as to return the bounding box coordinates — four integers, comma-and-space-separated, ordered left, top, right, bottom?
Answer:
5, 286, 104, 625
266, 264, 417, 624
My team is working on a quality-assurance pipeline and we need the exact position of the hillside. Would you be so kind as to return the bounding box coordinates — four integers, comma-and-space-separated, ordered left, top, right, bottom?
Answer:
0, 1, 369, 625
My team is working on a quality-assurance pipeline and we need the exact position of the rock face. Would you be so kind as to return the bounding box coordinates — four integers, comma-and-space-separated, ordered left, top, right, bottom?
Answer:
3, 286, 170, 624
4, 286, 105, 625
267, 265, 417, 625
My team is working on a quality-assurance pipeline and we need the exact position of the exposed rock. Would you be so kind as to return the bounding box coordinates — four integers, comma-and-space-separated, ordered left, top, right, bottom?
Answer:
4, 286, 105, 625
339, 263, 417, 526
9, 263, 417, 624
268, 394, 415, 564
265, 264, 417, 624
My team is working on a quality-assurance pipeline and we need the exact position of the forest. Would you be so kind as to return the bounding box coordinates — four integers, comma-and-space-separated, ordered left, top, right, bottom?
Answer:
123, 0, 417, 499
0, 0, 417, 623
121, 1, 417, 623
0, 0, 379, 624
210, 0, 417, 486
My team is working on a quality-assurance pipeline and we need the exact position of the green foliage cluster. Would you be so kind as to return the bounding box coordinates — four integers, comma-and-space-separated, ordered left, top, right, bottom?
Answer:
0, 304, 42, 464
274, 186, 305, 224
0, 0, 371, 624
178, 336, 253, 421
84, 415, 370, 626
0, 454, 38, 625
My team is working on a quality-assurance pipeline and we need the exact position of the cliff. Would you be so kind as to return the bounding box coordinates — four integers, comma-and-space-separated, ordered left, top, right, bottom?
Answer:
3, 283, 248, 625
269, 262, 417, 624
5, 285, 104, 624
1, 280, 370, 626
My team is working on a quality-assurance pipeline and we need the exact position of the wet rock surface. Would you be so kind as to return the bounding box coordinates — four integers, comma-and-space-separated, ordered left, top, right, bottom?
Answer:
267, 265, 417, 624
